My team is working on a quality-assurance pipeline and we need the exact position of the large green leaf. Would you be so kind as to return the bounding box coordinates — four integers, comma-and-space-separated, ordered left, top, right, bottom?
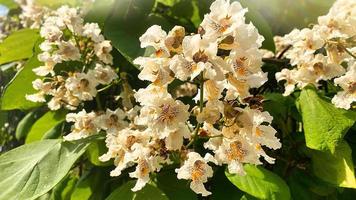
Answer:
309, 141, 356, 188
25, 110, 67, 143
0, 29, 39, 65
104, 0, 172, 64
1, 54, 43, 110
226, 164, 291, 200
0, 138, 94, 200
297, 86, 356, 152
106, 181, 168, 200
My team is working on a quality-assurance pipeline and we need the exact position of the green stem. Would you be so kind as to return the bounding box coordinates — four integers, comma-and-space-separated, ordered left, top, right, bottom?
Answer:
97, 82, 116, 93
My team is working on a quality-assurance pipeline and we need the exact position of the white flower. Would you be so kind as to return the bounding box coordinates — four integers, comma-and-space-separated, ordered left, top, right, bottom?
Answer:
33, 52, 59, 76
100, 128, 150, 175
169, 54, 204, 81
57, 41, 81, 61
90, 63, 118, 85
332, 64, 356, 109
56, 6, 83, 33
64, 109, 99, 141
164, 125, 191, 150
224, 73, 250, 100
275, 69, 297, 96
136, 95, 189, 134
134, 85, 170, 106
175, 152, 215, 196
82, 22, 104, 43
40, 22, 63, 42
65, 72, 98, 101
94, 40, 113, 64
214, 137, 259, 174
233, 22, 264, 50
200, 0, 247, 39
183, 34, 217, 65
134, 57, 173, 85
139, 25, 169, 57
95, 108, 128, 134
25, 79, 52, 102
238, 107, 281, 150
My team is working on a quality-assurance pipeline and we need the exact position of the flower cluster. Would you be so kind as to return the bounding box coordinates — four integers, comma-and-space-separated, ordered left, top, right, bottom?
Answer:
96, 0, 280, 196
25, 0, 281, 196
26, 6, 117, 110
275, 0, 356, 109
14, 0, 49, 29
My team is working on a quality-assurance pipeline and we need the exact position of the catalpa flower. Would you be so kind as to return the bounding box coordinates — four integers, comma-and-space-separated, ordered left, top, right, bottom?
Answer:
176, 152, 216, 196
64, 109, 99, 141
200, 0, 246, 39
65, 72, 99, 101
95, 108, 128, 134
136, 95, 190, 135
332, 63, 356, 109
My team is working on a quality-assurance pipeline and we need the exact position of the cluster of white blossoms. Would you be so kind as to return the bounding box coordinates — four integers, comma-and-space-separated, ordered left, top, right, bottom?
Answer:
23, 0, 281, 196
275, 0, 356, 109
14, 0, 95, 29
94, 0, 280, 196
26, 5, 117, 110
14, 0, 49, 29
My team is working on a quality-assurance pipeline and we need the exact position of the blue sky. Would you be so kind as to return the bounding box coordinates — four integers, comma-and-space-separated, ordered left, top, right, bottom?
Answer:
0, 5, 9, 16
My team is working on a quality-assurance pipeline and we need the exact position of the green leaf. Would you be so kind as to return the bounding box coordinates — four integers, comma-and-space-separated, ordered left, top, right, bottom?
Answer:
106, 181, 168, 200
84, 0, 115, 27
25, 110, 67, 143
309, 141, 356, 188
0, 29, 39, 65
86, 139, 112, 166
0, 0, 18, 9
42, 123, 63, 140
51, 174, 78, 200
71, 168, 110, 200
104, 0, 172, 64
0, 138, 94, 200
15, 111, 38, 140
1, 55, 43, 110
156, 169, 197, 200
226, 164, 291, 200
297, 86, 356, 152
287, 169, 335, 199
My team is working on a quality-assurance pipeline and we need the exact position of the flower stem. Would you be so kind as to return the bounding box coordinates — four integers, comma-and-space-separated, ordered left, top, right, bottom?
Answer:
342, 45, 356, 59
